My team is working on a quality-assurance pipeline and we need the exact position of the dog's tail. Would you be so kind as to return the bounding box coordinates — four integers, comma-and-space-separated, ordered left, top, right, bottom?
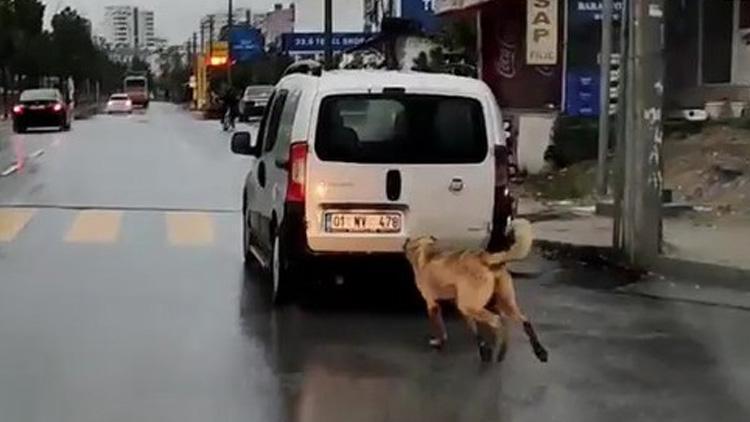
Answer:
483, 219, 534, 267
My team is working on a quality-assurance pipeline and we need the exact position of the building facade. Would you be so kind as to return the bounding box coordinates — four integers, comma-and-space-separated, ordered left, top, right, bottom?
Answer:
102, 6, 156, 50
263, 4, 295, 48
294, 0, 366, 32
665, 0, 750, 109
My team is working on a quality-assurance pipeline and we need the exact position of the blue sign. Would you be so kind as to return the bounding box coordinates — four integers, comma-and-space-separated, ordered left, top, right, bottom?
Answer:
402, 0, 439, 33
281, 32, 370, 53
230, 26, 265, 63
565, 0, 625, 117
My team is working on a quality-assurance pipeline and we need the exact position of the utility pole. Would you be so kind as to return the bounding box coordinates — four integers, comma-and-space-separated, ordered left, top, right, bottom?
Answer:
209, 15, 215, 57
324, 0, 333, 69
620, 0, 665, 266
192, 32, 198, 66
596, 0, 614, 197
613, 0, 629, 249
200, 21, 205, 55
227, 0, 234, 86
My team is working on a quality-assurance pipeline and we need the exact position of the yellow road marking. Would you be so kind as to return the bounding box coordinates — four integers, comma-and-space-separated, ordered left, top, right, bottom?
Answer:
0, 209, 35, 242
65, 210, 122, 244
166, 212, 215, 247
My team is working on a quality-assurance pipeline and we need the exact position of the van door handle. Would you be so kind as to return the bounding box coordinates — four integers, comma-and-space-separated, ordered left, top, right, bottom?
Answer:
449, 178, 464, 193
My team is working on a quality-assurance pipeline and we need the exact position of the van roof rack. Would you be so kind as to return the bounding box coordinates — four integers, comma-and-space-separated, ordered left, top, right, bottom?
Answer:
283, 60, 323, 77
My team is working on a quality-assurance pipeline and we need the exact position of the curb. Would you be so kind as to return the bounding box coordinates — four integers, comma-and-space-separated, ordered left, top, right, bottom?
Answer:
652, 256, 750, 292
535, 239, 750, 292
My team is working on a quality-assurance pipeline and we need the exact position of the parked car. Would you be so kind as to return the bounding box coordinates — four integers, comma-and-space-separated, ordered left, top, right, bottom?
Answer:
231, 69, 514, 304
239, 85, 274, 121
105, 93, 133, 114
11, 88, 72, 133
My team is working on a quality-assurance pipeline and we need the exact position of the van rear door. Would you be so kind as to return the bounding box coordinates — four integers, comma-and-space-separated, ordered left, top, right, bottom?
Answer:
305, 92, 495, 253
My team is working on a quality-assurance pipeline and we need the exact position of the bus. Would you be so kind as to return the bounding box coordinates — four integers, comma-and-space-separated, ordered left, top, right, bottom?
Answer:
123, 75, 149, 108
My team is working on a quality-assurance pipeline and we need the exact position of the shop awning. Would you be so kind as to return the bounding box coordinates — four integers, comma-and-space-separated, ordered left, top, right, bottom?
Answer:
434, 0, 495, 15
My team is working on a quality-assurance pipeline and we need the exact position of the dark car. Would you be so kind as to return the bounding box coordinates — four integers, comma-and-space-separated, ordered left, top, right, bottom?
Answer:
11, 88, 73, 133
238, 85, 274, 122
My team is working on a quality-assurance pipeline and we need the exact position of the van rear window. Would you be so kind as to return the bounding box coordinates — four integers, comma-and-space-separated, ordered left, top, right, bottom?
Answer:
315, 94, 488, 164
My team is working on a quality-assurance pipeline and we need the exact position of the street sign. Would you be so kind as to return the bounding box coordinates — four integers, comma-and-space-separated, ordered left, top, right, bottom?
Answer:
230, 26, 265, 63
565, 0, 626, 116
527, 0, 559, 65
281, 32, 370, 54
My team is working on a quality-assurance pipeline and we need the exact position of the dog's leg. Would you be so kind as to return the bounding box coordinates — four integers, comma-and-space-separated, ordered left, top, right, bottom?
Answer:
495, 271, 549, 363
459, 307, 498, 363
494, 312, 510, 363
427, 304, 448, 350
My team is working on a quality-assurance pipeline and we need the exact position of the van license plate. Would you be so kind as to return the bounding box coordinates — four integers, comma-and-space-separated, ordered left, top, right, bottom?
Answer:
325, 212, 402, 233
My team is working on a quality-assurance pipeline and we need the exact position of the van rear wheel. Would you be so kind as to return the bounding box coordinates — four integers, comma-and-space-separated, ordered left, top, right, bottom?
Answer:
271, 231, 296, 306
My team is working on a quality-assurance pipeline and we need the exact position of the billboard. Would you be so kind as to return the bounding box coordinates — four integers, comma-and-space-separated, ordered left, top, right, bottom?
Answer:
230, 26, 265, 63
565, 0, 625, 116
281, 32, 370, 53
402, 0, 440, 33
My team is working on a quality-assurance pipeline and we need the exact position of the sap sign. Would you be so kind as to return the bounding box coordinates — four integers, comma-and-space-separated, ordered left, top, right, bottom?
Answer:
402, 0, 439, 33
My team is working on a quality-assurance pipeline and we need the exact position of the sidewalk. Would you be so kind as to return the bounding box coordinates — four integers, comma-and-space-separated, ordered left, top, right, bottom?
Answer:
520, 198, 750, 287
0, 117, 11, 168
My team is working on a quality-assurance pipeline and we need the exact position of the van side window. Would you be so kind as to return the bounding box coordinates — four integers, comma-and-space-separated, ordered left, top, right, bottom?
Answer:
263, 90, 288, 153
272, 90, 302, 157
255, 91, 276, 148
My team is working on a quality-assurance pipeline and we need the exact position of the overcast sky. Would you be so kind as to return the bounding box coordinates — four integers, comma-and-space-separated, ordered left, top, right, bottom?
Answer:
42, 0, 283, 43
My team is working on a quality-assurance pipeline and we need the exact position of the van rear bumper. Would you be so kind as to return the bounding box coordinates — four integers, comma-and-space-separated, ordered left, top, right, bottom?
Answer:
281, 204, 409, 269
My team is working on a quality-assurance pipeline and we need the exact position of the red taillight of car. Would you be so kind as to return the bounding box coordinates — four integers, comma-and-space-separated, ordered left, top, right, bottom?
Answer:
52, 103, 64, 112
12, 105, 24, 114
126, 100, 132, 107
286, 142, 308, 203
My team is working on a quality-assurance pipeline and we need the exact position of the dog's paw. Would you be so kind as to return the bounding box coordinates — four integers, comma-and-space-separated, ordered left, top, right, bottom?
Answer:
478, 341, 493, 363
533, 345, 549, 363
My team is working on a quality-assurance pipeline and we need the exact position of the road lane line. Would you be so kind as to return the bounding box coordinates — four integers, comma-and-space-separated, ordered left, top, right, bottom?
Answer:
1, 163, 19, 177
0, 209, 35, 242
166, 212, 215, 247
65, 210, 122, 244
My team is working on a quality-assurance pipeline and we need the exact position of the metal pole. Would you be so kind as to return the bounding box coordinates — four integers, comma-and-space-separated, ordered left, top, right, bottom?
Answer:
623, 0, 664, 266
324, 0, 333, 69
596, 0, 614, 197
613, 0, 629, 250
227, 0, 233, 85
209, 16, 215, 56
200, 21, 205, 55
192, 32, 198, 65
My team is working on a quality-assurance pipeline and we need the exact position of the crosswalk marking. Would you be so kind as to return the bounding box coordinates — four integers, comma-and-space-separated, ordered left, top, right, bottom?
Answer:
65, 210, 123, 244
165, 212, 215, 247
0, 208, 35, 242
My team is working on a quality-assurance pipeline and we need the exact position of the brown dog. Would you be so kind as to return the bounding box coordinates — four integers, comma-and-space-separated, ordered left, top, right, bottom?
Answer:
404, 219, 548, 363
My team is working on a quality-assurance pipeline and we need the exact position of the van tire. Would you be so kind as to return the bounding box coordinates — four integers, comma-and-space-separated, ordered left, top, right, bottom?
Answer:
271, 226, 296, 306
242, 209, 255, 266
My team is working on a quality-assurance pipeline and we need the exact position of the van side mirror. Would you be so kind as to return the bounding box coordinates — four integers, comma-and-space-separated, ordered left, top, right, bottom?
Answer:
231, 132, 260, 157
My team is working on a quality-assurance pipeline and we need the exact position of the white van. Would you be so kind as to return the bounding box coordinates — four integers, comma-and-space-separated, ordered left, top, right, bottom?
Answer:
231, 70, 512, 304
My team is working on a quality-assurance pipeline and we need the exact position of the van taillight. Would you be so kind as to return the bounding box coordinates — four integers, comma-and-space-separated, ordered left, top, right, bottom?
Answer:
286, 142, 308, 203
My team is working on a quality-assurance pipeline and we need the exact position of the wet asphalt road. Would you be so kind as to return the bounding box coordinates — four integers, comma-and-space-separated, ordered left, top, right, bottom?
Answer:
1, 104, 749, 422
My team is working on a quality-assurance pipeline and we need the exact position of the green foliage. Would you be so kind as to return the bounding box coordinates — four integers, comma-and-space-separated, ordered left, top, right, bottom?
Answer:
0, 2, 126, 95
155, 46, 190, 102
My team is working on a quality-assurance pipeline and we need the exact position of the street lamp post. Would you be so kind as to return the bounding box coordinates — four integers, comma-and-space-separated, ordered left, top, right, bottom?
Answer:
227, 0, 233, 86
